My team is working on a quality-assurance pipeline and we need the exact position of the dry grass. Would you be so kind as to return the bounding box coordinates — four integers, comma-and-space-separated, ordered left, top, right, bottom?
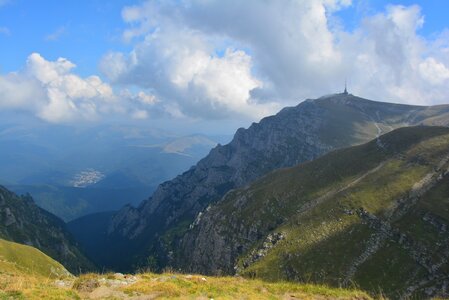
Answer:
0, 271, 372, 300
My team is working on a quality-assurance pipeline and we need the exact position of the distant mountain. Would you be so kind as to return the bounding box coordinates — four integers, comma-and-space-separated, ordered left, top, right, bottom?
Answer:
8, 185, 154, 222
101, 93, 449, 271
161, 135, 218, 155
179, 126, 449, 298
0, 123, 221, 220
0, 186, 94, 273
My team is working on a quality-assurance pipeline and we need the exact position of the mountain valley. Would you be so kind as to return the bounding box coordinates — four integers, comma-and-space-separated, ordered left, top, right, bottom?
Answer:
3, 93, 449, 298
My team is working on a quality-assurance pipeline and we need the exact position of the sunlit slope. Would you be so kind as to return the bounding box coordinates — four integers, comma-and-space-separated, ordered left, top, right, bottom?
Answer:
0, 238, 70, 278
107, 93, 449, 272
182, 126, 449, 298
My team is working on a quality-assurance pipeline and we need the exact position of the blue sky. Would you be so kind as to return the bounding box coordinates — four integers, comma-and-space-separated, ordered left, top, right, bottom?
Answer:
335, 0, 449, 35
0, 0, 136, 75
1, 0, 447, 76
0, 0, 449, 132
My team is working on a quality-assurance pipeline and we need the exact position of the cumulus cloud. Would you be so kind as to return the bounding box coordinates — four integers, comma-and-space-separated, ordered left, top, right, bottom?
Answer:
101, 22, 278, 120
2, 1, 449, 125
101, 0, 449, 116
341, 4, 449, 105
0, 53, 157, 123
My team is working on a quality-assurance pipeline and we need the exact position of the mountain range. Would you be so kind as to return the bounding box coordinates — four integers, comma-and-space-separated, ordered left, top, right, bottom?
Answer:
4, 92, 449, 298
75, 93, 449, 275
180, 126, 449, 298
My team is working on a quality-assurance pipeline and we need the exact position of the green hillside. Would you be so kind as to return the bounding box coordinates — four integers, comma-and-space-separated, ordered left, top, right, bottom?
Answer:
104, 93, 449, 273
0, 239, 370, 300
0, 238, 70, 278
181, 126, 449, 298
0, 186, 94, 273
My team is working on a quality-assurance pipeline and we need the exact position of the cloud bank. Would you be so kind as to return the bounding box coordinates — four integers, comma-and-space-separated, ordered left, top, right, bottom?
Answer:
1, 1, 449, 124
0, 53, 157, 123
101, 0, 449, 111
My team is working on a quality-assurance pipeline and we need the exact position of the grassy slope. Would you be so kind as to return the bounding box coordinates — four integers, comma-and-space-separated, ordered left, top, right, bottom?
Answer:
0, 239, 70, 278
194, 126, 449, 298
0, 238, 371, 299
0, 239, 80, 299
1, 273, 371, 300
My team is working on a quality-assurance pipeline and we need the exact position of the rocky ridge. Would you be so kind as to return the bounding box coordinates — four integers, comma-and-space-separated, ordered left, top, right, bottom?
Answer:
177, 126, 449, 298
104, 93, 449, 271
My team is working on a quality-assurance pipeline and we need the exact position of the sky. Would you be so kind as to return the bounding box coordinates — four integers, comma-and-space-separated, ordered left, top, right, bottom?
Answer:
0, 0, 449, 134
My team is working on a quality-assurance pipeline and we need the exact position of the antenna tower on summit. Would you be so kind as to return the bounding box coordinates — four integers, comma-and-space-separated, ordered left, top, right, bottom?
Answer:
343, 79, 348, 95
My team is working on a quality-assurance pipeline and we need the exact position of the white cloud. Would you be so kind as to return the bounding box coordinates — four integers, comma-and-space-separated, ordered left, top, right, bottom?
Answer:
2, 1, 449, 125
419, 57, 449, 85
100, 0, 449, 115
0, 73, 45, 110
100, 23, 279, 119
0, 53, 159, 123
24, 53, 116, 122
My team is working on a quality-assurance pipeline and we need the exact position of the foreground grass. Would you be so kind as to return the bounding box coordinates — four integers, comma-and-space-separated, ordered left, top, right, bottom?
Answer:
0, 271, 372, 299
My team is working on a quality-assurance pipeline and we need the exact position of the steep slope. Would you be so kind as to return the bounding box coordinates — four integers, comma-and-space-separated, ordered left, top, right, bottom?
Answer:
0, 238, 70, 278
180, 126, 449, 298
67, 211, 115, 266
0, 186, 94, 273
105, 93, 449, 271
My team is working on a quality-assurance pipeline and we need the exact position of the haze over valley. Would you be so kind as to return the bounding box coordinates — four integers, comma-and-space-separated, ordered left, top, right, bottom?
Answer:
1, 0, 449, 299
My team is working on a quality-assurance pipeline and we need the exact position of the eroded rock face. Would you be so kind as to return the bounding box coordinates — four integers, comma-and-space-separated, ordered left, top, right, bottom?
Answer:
106, 94, 449, 271
3, 207, 16, 226
179, 127, 449, 298
107, 99, 331, 267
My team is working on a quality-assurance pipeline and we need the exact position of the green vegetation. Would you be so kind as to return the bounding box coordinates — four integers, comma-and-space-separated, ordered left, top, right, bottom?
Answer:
120, 273, 371, 300
0, 186, 95, 273
187, 126, 449, 298
0, 239, 70, 278
0, 239, 77, 300
0, 238, 370, 299
1, 272, 372, 300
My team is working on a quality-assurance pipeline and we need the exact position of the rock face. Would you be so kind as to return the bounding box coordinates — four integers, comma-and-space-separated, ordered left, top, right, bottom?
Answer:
179, 127, 449, 298
105, 93, 449, 270
0, 186, 94, 273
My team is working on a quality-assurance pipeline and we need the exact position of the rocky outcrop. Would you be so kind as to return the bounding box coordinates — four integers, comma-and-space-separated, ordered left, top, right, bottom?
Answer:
176, 126, 449, 298
104, 93, 449, 271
